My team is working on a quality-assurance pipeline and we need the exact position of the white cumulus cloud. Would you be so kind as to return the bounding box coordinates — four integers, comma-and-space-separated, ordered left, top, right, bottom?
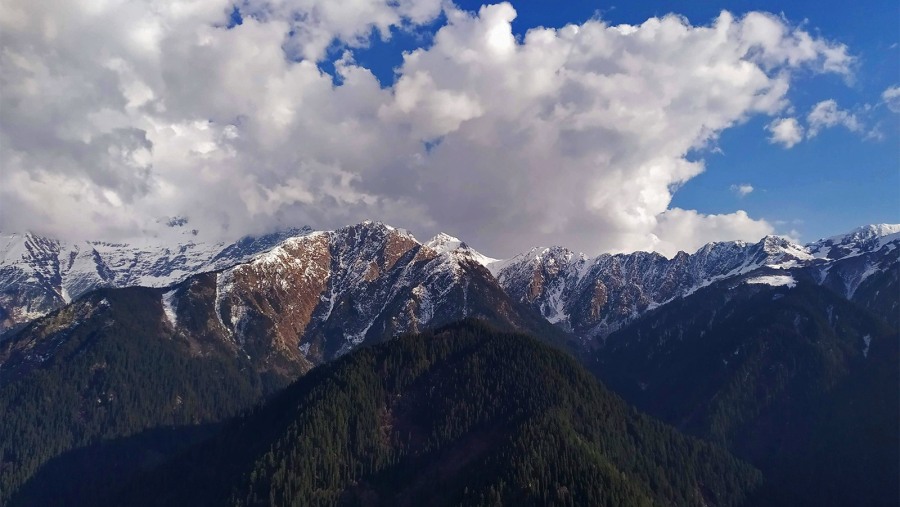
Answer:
807, 99, 862, 137
0, 1, 854, 256
766, 117, 805, 148
651, 209, 774, 258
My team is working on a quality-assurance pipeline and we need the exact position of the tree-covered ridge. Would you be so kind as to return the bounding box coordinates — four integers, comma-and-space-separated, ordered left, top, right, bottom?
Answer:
118, 320, 761, 507
594, 280, 899, 506
0, 287, 297, 506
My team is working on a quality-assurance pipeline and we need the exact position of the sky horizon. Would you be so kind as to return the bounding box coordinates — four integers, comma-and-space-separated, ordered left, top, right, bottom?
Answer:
1, 0, 897, 258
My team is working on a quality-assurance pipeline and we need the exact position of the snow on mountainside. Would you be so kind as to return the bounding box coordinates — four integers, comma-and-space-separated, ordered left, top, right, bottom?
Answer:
745, 274, 797, 288
807, 224, 900, 260
492, 226, 899, 341
489, 246, 588, 327
2, 222, 561, 381
0, 227, 311, 335
204, 222, 553, 366
2, 221, 897, 348
490, 235, 808, 338
424, 232, 499, 267
812, 225, 900, 300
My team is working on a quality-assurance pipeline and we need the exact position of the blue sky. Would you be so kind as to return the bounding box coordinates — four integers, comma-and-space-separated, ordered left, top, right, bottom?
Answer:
345, 0, 900, 243
1, 0, 897, 255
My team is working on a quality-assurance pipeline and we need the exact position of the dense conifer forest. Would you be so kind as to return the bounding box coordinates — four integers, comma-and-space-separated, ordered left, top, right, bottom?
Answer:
594, 281, 899, 506
0, 287, 291, 506
110, 320, 761, 507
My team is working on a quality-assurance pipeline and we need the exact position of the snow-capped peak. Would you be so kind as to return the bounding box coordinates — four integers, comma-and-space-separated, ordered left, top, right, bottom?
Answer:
3, 220, 898, 343
0, 227, 318, 335
807, 223, 900, 260
425, 232, 464, 254
351, 220, 418, 242
758, 235, 813, 265
424, 232, 499, 268
828, 224, 900, 242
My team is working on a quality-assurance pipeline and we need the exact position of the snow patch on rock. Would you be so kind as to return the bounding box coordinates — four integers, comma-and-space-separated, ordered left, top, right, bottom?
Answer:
161, 289, 178, 327
745, 275, 796, 288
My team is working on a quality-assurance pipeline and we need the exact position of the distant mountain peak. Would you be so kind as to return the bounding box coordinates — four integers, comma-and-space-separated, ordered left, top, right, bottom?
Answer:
491, 223, 899, 340
345, 220, 419, 243
810, 223, 900, 247
425, 232, 498, 267
833, 223, 900, 240
425, 232, 463, 253
807, 223, 900, 261
756, 235, 813, 265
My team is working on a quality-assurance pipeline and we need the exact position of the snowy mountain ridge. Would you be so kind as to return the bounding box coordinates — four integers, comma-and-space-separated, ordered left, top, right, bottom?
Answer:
205, 222, 539, 364
0, 227, 312, 334
486, 226, 900, 340
807, 224, 900, 260
1, 222, 897, 343
1, 222, 553, 378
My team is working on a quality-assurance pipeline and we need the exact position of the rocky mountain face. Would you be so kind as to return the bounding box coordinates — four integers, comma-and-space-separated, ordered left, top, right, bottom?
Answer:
490, 224, 900, 343
2, 222, 564, 385
2, 222, 897, 353
182, 222, 561, 374
0, 227, 311, 335
811, 226, 900, 322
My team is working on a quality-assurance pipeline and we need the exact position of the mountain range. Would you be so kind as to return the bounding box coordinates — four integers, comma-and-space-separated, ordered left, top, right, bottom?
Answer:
3, 221, 897, 347
0, 226, 312, 335
1, 221, 897, 506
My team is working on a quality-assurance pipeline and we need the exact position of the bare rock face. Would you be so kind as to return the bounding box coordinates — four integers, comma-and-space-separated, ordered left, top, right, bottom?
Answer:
2, 222, 565, 382
214, 232, 333, 375
205, 222, 556, 367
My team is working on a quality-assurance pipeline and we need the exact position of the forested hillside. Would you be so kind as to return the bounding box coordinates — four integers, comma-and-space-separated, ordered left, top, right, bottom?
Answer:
0, 287, 298, 505
111, 321, 761, 507
594, 280, 899, 506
